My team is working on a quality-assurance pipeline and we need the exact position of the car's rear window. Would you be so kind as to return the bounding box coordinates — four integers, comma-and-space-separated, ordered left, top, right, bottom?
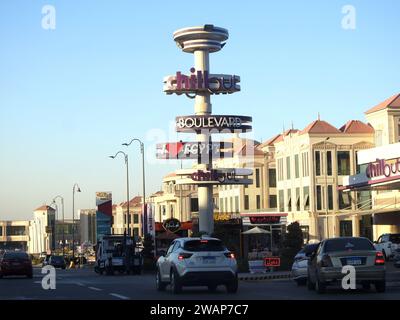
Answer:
52, 256, 64, 262
324, 238, 374, 252
389, 234, 400, 244
4, 252, 29, 260
303, 243, 319, 254
183, 240, 225, 252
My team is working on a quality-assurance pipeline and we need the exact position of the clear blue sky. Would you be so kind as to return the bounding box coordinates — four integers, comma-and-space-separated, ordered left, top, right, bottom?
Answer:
0, 0, 399, 220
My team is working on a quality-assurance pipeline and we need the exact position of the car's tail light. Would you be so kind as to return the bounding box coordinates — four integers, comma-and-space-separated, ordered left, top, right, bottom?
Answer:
224, 252, 235, 259
178, 253, 193, 260
375, 252, 385, 265
320, 254, 333, 267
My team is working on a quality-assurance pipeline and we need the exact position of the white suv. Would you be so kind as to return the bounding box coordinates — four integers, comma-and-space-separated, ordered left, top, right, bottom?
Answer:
156, 237, 238, 294
374, 233, 400, 260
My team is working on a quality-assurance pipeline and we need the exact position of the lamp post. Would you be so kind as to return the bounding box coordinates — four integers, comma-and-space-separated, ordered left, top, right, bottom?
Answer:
72, 183, 81, 259
109, 151, 130, 236
324, 137, 330, 239
52, 195, 65, 256
122, 138, 146, 238
50, 202, 58, 253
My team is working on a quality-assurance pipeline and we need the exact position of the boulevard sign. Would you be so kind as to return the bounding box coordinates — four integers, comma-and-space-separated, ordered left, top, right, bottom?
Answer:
176, 115, 252, 133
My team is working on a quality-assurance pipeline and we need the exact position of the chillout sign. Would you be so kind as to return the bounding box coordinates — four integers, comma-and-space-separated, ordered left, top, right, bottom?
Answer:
176, 115, 252, 132
162, 218, 181, 233
174, 168, 253, 185
163, 68, 240, 95
366, 158, 400, 179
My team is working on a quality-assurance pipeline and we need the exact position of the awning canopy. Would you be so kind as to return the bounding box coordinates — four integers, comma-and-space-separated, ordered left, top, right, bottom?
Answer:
242, 226, 271, 235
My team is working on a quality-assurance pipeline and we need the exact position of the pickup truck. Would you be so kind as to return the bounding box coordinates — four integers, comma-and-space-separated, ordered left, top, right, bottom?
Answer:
374, 233, 400, 260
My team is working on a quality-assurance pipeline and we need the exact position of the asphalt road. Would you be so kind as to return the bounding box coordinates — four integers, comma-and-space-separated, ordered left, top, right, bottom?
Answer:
1, 265, 400, 300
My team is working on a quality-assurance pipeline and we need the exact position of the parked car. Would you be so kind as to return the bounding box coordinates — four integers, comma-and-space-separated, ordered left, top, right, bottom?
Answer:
308, 237, 386, 294
291, 242, 320, 285
374, 233, 400, 260
0, 251, 33, 278
156, 237, 238, 294
48, 255, 66, 269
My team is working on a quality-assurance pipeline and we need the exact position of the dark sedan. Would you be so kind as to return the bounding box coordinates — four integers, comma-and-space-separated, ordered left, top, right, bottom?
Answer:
48, 255, 66, 269
0, 251, 33, 278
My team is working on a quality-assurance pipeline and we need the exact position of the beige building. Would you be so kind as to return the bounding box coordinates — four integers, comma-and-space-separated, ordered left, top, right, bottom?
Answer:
213, 136, 277, 214
274, 119, 375, 241
112, 196, 144, 238
0, 220, 30, 252
149, 174, 197, 224
29, 205, 56, 254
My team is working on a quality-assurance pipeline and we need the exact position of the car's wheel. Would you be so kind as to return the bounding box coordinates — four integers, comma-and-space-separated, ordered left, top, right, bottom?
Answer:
170, 270, 182, 294
156, 270, 167, 292
315, 276, 326, 294
208, 285, 218, 292
307, 272, 315, 291
375, 281, 386, 293
226, 277, 238, 294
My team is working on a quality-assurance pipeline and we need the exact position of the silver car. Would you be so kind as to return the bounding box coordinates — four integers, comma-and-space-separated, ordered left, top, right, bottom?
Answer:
156, 237, 238, 294
307, 237, 386, 293
291, 243, 320, 285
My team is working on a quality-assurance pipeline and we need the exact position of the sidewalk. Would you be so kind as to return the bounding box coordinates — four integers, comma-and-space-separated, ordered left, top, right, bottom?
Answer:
239, 271, 291, 281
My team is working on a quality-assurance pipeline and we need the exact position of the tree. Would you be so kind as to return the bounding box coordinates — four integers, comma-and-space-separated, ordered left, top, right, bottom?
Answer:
279, 222, 304, 270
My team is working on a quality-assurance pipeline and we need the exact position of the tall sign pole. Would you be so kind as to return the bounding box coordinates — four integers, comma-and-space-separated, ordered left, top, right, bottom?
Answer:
163, 25, 252, 235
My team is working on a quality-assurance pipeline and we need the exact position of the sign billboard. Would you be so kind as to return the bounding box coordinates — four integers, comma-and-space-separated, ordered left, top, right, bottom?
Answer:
163, 68, 240, 95
96, 192, 112, 241
156, 141, 233, 161
174, 168, 252, 185
175, 115, 252, 133
264, 257, 280, 267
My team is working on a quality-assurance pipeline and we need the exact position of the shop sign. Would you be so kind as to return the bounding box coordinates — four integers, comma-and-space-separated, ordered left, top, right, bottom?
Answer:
162, 218, 181, 233
264, 257, 280, 267
366, 158, 400, 179
163, 68, 240, 95
174, 168, 252, 185
250, 216, 281, 224
175, 115, 252, 133
156, 141, 233, 160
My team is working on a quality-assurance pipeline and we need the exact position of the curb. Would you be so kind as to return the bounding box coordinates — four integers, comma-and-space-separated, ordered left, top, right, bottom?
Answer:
239, 273, 291, 281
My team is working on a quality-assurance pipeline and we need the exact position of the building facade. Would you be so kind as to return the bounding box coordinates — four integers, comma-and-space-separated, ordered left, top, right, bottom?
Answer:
0, 220, 30, 252
274, 119, 375, 241
28, 205, 56, 254
79, 209, 97, 245
341, 93, 400, 240
112, 196, 143, 239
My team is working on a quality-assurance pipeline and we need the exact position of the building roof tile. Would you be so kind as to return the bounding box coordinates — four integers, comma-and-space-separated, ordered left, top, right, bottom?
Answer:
365, 93, 400, 114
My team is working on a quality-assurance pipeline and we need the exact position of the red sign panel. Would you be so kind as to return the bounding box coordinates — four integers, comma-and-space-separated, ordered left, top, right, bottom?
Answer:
249, 216, 281, 224
264, 257, 280, 267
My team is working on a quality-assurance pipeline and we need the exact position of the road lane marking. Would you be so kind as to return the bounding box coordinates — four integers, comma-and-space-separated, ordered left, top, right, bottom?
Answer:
109, 293, 129, 300
88, 287, 102, 291
75, 282, 85, 287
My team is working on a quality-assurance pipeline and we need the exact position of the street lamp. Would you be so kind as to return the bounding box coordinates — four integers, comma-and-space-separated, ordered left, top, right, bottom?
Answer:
72, 183, 81, 259
109, 151, 130, 236
122, 138, 146, 238
52, 195, 65, 256
50, 202, 58, 253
